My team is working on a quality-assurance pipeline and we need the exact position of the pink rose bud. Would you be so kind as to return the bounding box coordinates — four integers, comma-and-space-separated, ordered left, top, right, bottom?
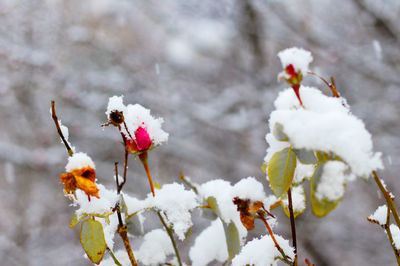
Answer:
134, 126, 152, 151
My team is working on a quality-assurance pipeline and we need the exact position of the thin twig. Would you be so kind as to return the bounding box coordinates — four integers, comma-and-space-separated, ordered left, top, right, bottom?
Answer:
157, 211, 183, 266
258, 213, 292, 264
373, 171, 400, 229
114, 162, 137, 266
106, 246, 123, 266
118, 132, 129, 193
384, 203, 400, 264
287, 187, 298, 266
51, 101, 73, 156
179, 173, 198, 194
308, 71, 340, 98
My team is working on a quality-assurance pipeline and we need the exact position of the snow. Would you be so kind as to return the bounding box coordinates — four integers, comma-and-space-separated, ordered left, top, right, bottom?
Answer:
232, 234, 294, 266
73, 184, 119, 249
148, 183, 198, 240
124, 104, 169, 146
293, 163, 314, 183
99, 250, 130, 266
105, 95, 169, 147
135, 229, 174, 266
368, 205, 387, 225
281, 185, 305, 212
315, 161, 348, 201
231, 177, 267, 202
266, 86, 383, 177
65, 152, 95, 172
198, 178, 268, 240
390, 224, 400, 250
372, 40, 382, 60
105, 95, 126, 117
189, 219, 228, 266
278, 47, 313, 76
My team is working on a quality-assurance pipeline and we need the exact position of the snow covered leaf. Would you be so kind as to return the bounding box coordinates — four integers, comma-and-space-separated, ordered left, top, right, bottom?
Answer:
126, 214, 144, 236
80, 219, 106, 264
70, 213, 87, 228
294, 149, 317, 164
272, 122, 289, 141
280, 184, 306, 218
267, 147, 297, 197
223, 221, 241, 263
207, 196, 222, 217
310, 164, 342, 217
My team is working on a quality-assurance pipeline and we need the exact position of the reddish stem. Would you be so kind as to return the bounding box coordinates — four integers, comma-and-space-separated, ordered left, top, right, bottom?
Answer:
139, 151, 155, 197
292, 84, 303, 107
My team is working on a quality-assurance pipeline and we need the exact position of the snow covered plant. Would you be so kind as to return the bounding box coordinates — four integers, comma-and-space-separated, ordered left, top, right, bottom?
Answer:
262, 47, 400, 265
51, 47, 400, 266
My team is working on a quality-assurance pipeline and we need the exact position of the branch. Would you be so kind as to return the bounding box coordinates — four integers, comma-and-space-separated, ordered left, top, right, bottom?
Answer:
157, 211, 183, 266
51, 101, 73, 157
258, 213, 292, 264
384, 203, 400, 264
373, 171, 400, 228
287, 187, 298, 266
114, 162, 137, 266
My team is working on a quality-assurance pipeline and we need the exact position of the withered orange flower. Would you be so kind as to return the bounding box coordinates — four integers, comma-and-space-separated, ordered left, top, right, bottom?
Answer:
233, 197, 264, 230
60, 166, 99, 200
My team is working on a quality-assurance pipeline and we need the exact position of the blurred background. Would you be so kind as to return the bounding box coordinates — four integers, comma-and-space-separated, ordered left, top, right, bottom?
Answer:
0, 0, 399, 265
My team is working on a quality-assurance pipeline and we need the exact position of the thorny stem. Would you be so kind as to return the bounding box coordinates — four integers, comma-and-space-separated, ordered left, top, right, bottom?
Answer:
373, 171, 400, 229
106, 246, 123, 266
118, 132, 129, 193
157, 211, 183, 266
258, 213, 292, 264
384, 203, 400, 264
114, 162, 137, 266
179, 172, 198, 194
139, 151, 155, 197
287, 187, 298, 266
51, 101, 73, 157
373, 171, 400, 264
308, 71, 340, 98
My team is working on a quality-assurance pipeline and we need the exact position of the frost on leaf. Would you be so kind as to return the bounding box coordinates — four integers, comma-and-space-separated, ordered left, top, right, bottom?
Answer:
232, 234, 294, 266
148, 183, 198, 240
189, 219, 228, 266
135, 229, 174, 265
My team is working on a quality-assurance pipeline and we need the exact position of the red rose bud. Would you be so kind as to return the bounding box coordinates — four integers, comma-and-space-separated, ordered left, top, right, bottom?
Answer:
286, 64, 297, 78
135, 126, 152, 151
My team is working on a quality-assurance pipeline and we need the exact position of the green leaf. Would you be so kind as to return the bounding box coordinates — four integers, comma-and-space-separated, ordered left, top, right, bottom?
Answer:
267, 147, 297, 197
206, 196, 222, 217
222, 221, 241, 262
294, 149, 317, 164
310, 163, 342, 217
126, 214, 144, 236
80, 219, 107, 264
273, 122, 289, 141
70, 213, 87, 228
120, 195, 128, 217
185, 226, 193, 242
261, 161, 268, 174
154, 181, 161, 190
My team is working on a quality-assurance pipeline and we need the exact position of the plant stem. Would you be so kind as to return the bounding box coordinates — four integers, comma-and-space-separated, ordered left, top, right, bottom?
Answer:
51, 101, 73, 157
118, 224, 137, 266
258, 214, 292, 264
139, 151, 155, 197
373, 171, 400, 229
157, 211, 183, 266
287, 187, 298, 266
384, 204, 400, 264
106, 246, 123, 266
114, 162, 137, 266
